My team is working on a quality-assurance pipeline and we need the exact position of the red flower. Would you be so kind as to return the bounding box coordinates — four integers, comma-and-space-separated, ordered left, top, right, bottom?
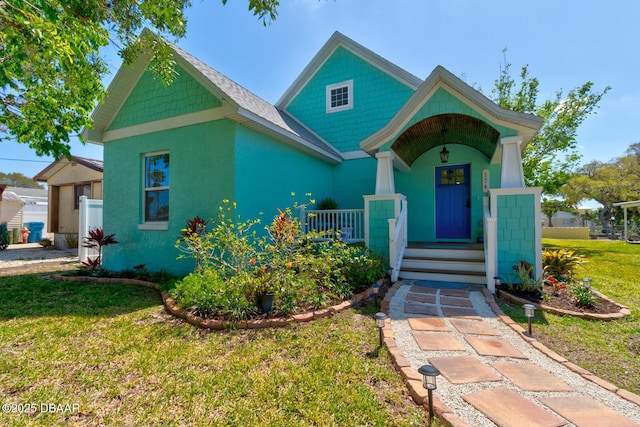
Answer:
249, 259, 256, 265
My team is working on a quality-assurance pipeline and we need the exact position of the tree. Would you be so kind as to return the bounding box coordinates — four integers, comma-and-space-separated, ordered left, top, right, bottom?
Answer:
0, 172, 44, 188
491, 52, 610, 196
560, 144, 640, 225
541, 198, 574, 227
1, 0, 279, 159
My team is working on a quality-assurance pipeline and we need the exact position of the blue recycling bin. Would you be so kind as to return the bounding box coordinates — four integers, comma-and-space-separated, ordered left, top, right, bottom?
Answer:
26, 222, 44, 243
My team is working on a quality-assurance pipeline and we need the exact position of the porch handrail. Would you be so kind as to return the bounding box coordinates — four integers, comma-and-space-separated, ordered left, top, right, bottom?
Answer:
388, 199, 408, 282
299, 208, 364, 243
483, 196, 497, 293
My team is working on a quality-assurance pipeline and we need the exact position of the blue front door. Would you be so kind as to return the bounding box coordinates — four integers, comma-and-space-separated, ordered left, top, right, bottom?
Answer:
435, 164, 471, 239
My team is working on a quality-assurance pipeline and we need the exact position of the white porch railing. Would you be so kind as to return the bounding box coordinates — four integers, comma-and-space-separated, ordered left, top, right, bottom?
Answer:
299, 208, 364, 243
388, 198, 408, 282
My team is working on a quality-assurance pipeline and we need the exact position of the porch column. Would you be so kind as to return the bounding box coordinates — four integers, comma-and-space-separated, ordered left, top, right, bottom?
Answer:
622, 206, 628, 241
489, 187, 543, 285
375, 151, 395, 195
500, 136, 525, 188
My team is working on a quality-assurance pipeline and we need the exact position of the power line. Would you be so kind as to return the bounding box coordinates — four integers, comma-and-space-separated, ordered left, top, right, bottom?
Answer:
0, 157, 52, 163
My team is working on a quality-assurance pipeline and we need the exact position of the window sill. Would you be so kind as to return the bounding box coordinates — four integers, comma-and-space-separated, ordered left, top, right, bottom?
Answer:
138, 222, 168, 231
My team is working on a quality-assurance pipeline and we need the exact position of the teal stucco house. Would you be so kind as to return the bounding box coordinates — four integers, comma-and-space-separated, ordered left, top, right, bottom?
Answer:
83, 31, 543, 292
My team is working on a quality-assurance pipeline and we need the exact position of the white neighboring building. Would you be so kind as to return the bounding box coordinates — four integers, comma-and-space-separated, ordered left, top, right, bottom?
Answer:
7, 186, 51, 240
0, 185, 25, 233
541, 208, 595, 229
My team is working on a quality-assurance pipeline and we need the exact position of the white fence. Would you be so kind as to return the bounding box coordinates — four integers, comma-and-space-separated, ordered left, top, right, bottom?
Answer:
78, 196, 103, 263
299, 208, 365, 243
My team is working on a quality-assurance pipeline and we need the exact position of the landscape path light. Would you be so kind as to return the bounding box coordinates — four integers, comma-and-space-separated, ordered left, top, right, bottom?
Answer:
493, 276, 501, 289
523, 303, 536, 336
583, 277, 592, 290
386, 265, 393, 279
418, 364, 441, 424
372, 283, 380, 308
374, 312, 386, 347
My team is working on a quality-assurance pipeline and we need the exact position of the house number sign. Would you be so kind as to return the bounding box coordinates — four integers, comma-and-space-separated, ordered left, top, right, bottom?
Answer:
482, 169, 490, 193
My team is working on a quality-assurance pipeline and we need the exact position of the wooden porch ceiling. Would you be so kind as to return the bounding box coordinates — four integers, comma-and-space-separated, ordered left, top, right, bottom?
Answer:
391, 113, 500, 166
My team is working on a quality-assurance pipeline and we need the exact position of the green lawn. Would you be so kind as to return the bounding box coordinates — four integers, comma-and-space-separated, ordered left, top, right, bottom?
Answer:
499, 238, 640, 394
4, 239, 636, 425
0, 275, 427, 426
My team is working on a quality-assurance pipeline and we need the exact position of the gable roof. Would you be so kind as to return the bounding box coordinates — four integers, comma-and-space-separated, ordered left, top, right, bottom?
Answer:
5, 187, 48, 199
360, 65, 543, 160
0, 190, 24, 204
83, 30, 342, 164
34, 156, 104, 182
277, 31, 422, 109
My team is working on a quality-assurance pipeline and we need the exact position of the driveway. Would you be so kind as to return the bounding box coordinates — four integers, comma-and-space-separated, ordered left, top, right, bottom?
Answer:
0, 244, 78, 275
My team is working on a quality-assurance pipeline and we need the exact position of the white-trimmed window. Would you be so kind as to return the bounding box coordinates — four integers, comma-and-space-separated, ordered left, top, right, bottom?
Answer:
143, 151, 169, 223
74, 183, 92, 210
326, 80, 353, 113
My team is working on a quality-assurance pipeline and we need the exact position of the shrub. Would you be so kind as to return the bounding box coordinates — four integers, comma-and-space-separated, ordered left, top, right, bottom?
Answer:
545, 275, 567, 295
176, 200, 261, 275
342, 251, 384, 291
572, 283, 598, 308
39, 238, 53, 249
542, 248, 585, 280
81, 229, 118, 271
172, 200, 385, 320
64, 233, 78, 249
506, 261, 542, 294
170, 269, 256, 320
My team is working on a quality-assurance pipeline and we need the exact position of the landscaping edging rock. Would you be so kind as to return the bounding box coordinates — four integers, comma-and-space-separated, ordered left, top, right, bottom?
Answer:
51, 273, 381, 330
489, 288, 640, 409
162, 288, 375, 330
498, 288, 631, 320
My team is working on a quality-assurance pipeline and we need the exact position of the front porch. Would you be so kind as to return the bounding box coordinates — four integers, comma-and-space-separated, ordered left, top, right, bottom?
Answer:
299, 203, 489, 287
300, 183, 542, 295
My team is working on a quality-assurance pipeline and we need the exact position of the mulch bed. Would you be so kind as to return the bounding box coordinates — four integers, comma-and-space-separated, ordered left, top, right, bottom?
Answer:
498, 284, 630, 320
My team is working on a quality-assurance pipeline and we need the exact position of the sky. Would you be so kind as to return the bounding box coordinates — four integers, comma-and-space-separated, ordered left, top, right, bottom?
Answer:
2, 0, 639, 194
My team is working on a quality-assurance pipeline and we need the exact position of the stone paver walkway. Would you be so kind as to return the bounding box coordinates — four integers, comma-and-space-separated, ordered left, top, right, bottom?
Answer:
380, 280, 640, 426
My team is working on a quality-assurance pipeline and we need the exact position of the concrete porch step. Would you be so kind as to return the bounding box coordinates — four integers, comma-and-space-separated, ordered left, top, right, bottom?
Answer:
399, 243, 487, 285
399, 268, 487, 285
401, 257, 486, 273
404, 246, 484, 261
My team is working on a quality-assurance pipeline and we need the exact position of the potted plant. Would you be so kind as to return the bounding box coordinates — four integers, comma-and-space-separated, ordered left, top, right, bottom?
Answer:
316, 197, 339, 237
316, 196, 338, 210
259, 292, 274, 313
475, 229, 484, 243
253, 266, 275, 313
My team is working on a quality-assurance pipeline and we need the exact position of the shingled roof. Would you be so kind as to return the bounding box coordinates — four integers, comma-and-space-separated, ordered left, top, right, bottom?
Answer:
83, 30, 342, 163
34, 156, 103, 182
168, 42, 342, 161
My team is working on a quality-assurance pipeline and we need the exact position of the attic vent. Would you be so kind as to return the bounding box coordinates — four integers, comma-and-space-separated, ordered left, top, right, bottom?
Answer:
326, 80, 353, 113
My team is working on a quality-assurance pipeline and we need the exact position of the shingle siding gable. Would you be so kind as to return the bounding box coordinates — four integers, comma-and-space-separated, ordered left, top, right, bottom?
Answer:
285, 46, 415, 153
393, 87, 517, 143
107, 66, 222, 131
